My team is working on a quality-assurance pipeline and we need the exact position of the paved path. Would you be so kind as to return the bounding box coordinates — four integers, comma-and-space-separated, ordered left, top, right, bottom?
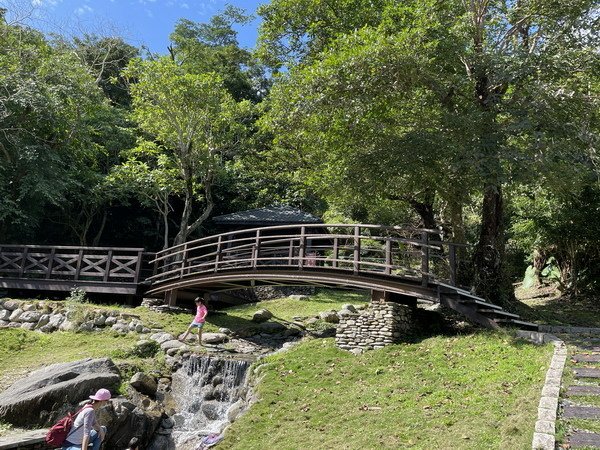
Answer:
558, 332, 600, 448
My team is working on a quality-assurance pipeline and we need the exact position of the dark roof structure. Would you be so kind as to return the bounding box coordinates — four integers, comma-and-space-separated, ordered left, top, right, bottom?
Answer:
212, 206, 322, 226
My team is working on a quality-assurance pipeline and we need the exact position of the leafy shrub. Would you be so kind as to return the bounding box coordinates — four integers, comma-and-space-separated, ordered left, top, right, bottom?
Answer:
67, 287, 89, 304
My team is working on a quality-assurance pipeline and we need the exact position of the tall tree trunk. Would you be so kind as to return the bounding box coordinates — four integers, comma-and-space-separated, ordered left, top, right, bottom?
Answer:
408, 195, 437, 231
92, 210, 107, 247
473, 182, 511, 305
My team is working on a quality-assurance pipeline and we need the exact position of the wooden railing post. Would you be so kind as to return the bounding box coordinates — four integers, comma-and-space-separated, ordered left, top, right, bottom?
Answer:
298, 226, 305, 269
134, 250, 144, 284
181, 243, 188, 278
449, 244, 457, 286
421, 231, 429, 287
252, 229, 260, 269
215, 236, 222, 272
354, 226, 360, 274
332, 237, 338, 268
19, 247, 28, 277
45, 247, 56, 279
75, 249, 84, 280
385, 238, 392, 275
103, 250, 113, 282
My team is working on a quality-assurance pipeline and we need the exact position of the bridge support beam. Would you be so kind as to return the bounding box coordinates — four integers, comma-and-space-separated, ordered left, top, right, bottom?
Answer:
165, 289, 178, 307
336, 298, 415, 353
371, 290, 417, 308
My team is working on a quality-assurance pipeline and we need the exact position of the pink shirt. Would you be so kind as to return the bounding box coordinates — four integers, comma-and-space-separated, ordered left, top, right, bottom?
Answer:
194, 304, 207, 323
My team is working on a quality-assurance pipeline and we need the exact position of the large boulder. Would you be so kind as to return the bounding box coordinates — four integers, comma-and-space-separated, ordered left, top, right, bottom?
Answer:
252, 309, 273, 323
101, 394, 164, 450
130, 372, 158, 397
0, 358, 121, 427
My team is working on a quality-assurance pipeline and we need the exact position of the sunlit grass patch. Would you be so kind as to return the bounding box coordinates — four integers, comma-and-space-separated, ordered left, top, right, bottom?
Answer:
221, 332, 552, 450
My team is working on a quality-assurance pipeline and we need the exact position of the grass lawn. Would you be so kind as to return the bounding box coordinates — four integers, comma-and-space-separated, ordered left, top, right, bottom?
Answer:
221, 332, 553, 450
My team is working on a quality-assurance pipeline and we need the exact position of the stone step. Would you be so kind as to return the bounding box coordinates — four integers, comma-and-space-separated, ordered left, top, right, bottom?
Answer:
0, 429, 47, 449
577, 344, 600, 352
574, 354, 600, 363
569, 431, 600, 448
575, 368, 600, 378
577, 346, 600, 352
568, 385, 600, 396
563, 405, 600, 419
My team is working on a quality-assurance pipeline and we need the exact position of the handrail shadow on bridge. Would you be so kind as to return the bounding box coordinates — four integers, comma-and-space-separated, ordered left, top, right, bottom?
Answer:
146, 224, 468, 296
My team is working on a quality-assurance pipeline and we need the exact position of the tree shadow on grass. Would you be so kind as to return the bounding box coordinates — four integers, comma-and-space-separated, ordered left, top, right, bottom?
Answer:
514, 293, 600, 328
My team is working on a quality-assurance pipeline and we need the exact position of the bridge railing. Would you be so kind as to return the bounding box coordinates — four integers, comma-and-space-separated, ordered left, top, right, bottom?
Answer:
0, 245, 145, 286
147, 224, 468, 288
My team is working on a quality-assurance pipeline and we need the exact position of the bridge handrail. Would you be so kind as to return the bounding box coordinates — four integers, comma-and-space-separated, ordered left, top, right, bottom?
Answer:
147, 223, 468, 288
149, 232, 447, 264
0, 244, 145, 252
0, 245, 146, 286
152, 223, 444, 258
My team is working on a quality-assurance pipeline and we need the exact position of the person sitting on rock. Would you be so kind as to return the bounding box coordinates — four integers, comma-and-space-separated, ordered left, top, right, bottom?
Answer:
62, 388, 111, 450
179, 296, 208, 345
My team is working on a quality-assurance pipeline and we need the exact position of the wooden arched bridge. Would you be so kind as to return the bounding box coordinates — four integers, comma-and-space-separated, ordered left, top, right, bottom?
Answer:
0, 224, 537, 330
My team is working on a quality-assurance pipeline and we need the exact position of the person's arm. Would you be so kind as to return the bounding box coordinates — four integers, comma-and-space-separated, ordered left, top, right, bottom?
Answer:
81, 410, 93, 449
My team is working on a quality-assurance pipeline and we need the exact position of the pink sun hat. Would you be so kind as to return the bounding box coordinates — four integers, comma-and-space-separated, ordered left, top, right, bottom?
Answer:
89, 388, 111, 401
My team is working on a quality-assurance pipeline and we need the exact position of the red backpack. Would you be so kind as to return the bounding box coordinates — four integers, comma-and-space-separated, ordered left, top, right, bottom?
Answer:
45, 405, 90, 447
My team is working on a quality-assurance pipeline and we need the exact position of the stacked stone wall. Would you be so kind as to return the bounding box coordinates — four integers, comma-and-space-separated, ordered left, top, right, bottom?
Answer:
335, 300, 414, 352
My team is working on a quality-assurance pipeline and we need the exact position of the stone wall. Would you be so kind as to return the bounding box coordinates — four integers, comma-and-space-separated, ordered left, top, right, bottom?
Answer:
0, 299, 149, 334
335, 300, 414, 353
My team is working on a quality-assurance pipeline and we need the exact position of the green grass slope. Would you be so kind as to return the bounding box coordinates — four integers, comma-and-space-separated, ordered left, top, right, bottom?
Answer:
222, 333, 552, 450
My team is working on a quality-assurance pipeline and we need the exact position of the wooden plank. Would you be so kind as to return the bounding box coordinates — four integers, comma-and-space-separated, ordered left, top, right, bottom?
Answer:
569, 431, 600, 448
353, 226, 360, 274
0, 278, 138, 294
563, 405, 600, 419
0, 244, 144, 251
103, 250, 113, 282
45, 247, 56, 279
18, 247, 28, 277
421, 231, 429, 287
74, 249, 84, 280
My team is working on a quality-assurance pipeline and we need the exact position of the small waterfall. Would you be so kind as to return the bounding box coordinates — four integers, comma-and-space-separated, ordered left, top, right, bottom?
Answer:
170, 355, 251, 449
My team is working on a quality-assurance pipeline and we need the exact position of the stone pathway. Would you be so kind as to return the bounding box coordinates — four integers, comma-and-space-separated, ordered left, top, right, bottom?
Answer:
557, 331, 600, 449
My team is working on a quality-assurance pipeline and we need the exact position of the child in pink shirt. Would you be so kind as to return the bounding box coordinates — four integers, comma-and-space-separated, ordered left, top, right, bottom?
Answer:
180, 296, 208, 345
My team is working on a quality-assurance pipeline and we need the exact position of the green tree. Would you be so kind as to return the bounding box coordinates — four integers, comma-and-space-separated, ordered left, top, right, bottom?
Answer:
123, 57, 252, 246
70, 34, 139, 107
0, 14, 114, 242
107, 141, 182, 249
259, 0, 599, 304
168, 6, 268, 102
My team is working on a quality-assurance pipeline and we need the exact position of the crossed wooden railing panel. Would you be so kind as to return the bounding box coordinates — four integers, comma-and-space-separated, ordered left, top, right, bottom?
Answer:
147, 224, 468, 290
0, 245, 145, 285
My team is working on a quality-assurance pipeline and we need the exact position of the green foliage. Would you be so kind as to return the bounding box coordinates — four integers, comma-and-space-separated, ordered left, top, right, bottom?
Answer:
169, 6, 268, 103
258, 0, 599, 302
122, 56, 253, 244
511, 185, 600, 294
67, 288, 89, 304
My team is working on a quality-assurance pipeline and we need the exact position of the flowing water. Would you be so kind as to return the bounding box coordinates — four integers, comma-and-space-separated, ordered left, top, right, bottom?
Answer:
169, 355, 251, 449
